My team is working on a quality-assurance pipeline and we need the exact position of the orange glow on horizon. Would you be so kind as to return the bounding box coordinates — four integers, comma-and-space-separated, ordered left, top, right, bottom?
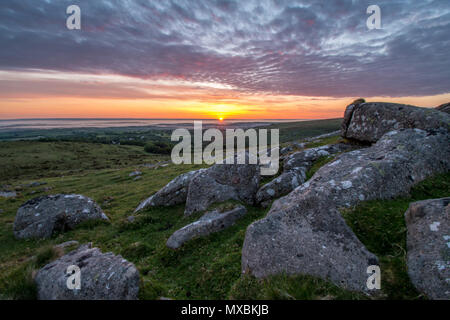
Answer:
0, 70, 449, 120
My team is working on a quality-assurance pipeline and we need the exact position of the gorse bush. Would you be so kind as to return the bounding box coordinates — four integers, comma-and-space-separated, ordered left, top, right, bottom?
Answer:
144, 141, 173, 155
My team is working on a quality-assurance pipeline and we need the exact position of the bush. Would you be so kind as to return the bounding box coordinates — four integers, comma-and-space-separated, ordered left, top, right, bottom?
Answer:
144, 142, 172, 155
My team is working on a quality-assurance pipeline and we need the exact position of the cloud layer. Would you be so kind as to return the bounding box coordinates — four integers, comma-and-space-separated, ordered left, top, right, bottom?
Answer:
0, 0, 449, 98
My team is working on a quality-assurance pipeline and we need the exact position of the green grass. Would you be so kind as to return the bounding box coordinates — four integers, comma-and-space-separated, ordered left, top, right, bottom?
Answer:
0, 141, 168, 182
2, 166, 447, 300
226, 172, 450, 300
0, 120, 448, 300
340, 171, 450, 300
229, 274, 364, 300
305, 135, 343, 148
305, 155, 336, 180
264, 119, 342, 143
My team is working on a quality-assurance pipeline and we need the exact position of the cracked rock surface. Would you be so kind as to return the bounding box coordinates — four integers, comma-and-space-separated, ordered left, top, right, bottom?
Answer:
405, 198, 450, 300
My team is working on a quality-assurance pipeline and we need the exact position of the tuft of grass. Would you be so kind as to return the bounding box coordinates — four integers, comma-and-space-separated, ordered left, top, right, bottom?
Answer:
228, 274, 364, 300
0, 263, 37, 300
263, 119, 342, 143
0, 245, 60, 300
305, 155, 336, 180
34, 245, 60, 267
305, 135, 343, 148
207, 200, 243, 213
341, 172, 450, 299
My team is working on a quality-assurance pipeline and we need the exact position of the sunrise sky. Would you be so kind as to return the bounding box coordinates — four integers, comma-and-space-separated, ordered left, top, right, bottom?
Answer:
1, 0, 449, 120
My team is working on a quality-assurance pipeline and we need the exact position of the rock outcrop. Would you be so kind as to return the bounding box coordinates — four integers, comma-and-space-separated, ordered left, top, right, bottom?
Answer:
135, 169, 203, 212
242, 129, 450, 293
405, 198, 450, 300
167, 205, 247, 249
341, 102, 450, 143
0, 191, 16, 198
35, 243, 140, 300
256, 143, 357, 206
436, 102, 450, 114
14, 194, 108, 239
184, 161, 260, 216
136, 155, 260, 216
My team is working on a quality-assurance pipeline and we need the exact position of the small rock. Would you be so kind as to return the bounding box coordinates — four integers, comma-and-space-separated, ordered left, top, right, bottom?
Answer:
167, 206, 247, 249
405, 197, 450, 300
28, 182, 47, 188
129, 171, 142, 177
0, 191, 17, 198
293, 142, 306, 149
14, 194, 109, 239
35, 243, 140, 300
127, 216, 136, 223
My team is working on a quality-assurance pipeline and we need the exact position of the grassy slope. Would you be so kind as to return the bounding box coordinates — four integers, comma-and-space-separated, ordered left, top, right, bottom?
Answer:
264, 118, 342, 143
0, 141, 169, 182
0, 120, 448, 300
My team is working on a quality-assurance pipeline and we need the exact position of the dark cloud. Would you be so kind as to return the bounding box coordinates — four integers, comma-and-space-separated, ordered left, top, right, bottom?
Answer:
0, 0, 449, 97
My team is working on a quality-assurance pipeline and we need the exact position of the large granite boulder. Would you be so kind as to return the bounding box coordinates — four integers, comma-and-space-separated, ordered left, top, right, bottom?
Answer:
35, 243, 140, 300
14, 194, 108, 239
184, 161, 260, 216
405, 198, 450, 300
256, 143, 357, 206
135, 169, 204, 213
242, 129, 450, 293
167, 205, 247, 249
341, 102, 450, 143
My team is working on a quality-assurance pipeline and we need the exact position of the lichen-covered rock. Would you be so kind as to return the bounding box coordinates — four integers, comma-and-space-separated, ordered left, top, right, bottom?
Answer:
184, 161, 260, 216
280, 146, 293, 156
167, 206, 247, 249
14, 194, 108, 239
436, 102, 450, 114
405, 198, 450, 300
341, 102, 450, 143
242, 129, 450, 293
256, 143, 357, 206
135, 169, 204, 212
256, 171, 304, 207
283, 143, 354, 171
35, 244, 140, 300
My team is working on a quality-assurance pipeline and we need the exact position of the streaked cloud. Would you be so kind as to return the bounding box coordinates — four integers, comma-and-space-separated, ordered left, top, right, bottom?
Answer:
0, 0, 449, 118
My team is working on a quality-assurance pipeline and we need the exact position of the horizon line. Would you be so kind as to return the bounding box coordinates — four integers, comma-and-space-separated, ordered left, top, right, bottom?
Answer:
0, 117, 342, 121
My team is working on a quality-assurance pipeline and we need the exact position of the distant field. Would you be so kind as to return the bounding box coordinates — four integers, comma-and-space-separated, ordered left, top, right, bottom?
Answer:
0, 119, 342, 182
264, 118, 342, 143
